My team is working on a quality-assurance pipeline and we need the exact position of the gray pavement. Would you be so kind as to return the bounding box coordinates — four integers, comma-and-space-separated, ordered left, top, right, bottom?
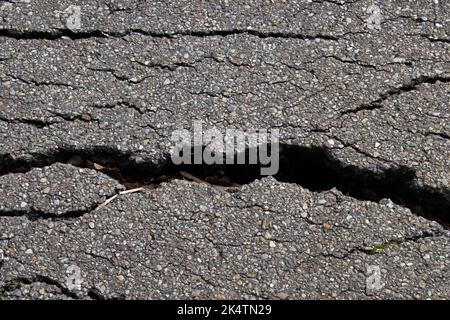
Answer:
0, 0, 449, 299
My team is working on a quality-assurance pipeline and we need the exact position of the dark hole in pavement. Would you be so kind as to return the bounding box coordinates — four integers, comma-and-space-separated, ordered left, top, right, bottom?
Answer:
0, 144, 449, 227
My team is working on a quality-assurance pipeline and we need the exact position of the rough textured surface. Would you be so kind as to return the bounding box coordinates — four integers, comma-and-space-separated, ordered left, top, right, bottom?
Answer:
1, 177, 448, 299
0, 163, 124, 217
0, 0, 449, 299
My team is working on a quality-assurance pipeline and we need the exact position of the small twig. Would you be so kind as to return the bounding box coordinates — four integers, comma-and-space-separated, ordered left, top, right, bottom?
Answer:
179, 171, 210, 185
96, 194, 118, 209
96, 187, 144, 209
119, 187, 144, 195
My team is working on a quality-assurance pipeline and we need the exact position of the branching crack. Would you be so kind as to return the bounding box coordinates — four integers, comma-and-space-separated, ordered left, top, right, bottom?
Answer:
5, 73, 75, 88
425, 131, 450, 140
323, 229, 443, 259
0, 275, 79, 299
0, 116, 58, 129
340, 75, 450, 115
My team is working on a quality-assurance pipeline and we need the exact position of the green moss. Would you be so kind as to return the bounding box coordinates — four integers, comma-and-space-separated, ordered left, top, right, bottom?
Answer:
0, 279, 20, 296
365, 239, 405, 255
6, 279, 19, 289
366, 243, 389, 255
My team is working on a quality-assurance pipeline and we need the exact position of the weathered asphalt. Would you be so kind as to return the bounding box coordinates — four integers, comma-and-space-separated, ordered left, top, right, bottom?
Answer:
0, 0, 449, 299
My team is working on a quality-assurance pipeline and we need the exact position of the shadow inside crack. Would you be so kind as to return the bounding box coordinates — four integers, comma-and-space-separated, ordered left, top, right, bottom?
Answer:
165, 145, 449, 228
0, 144, 449, 228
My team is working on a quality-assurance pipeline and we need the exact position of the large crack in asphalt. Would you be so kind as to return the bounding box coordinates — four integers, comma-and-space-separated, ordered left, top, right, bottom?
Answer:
0, 28, 108, 41
0, 144, 449, 227
0, 28, 340, 41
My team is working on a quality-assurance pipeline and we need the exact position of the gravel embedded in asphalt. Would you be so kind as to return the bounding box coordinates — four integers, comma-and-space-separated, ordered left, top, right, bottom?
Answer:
0, 0, 449, 299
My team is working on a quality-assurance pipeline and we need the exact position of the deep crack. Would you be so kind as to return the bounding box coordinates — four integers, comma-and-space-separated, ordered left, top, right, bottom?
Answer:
0, 28, 339, 41
0, 28, 107, 40
0, 144, 449, 227
0, 204, 100, 221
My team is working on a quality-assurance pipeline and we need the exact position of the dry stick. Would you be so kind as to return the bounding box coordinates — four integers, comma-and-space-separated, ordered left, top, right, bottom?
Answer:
119, 187, 144, 195
179, 171, 211, 185
97, 187, 144, 209
96, 194, 118, 209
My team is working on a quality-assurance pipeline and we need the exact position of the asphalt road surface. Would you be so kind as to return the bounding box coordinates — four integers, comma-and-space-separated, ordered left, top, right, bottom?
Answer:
0, 0, 449, 299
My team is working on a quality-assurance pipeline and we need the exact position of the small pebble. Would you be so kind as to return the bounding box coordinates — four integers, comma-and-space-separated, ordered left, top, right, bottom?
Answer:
323, 222, 332, 230
419, 280, 427, 289
277, 292, 289, 299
